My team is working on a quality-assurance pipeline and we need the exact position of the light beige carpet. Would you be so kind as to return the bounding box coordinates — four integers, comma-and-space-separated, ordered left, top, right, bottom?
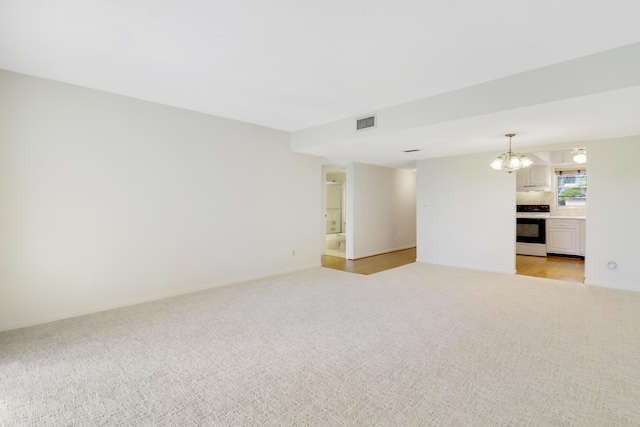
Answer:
1, 263, 639, 426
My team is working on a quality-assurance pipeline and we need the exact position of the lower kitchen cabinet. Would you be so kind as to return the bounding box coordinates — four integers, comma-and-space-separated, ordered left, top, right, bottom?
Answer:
547, 218, 585, 257
577, 220, 586, 256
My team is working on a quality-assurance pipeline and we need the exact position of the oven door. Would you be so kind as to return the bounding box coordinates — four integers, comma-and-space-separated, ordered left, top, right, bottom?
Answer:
516, 218, 546, 244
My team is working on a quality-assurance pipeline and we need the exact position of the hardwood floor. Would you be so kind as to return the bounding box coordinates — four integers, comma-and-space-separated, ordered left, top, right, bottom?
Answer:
321, 248, 416, 275
516, 255, 584, 283
322, 249, 585, 283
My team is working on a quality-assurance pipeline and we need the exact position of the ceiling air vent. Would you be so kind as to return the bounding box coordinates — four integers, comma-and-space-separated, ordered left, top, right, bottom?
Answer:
356, 115, 376, 131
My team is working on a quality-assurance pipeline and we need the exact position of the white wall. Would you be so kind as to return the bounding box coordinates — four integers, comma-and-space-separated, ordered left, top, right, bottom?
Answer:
417, 153, 516, 274
0, 70, 322, 331
583, 136, 640, 291
348, 163, 416, 259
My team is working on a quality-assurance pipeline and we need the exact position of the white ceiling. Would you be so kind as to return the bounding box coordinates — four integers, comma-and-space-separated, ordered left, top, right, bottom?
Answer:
2, 0, 640, 167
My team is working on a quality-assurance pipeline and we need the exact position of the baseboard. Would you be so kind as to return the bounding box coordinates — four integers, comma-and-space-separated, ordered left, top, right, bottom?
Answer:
415, 258, 515, 275
0, 262, 322, 333
583, 279, 639, 292
352, 245, 415, 260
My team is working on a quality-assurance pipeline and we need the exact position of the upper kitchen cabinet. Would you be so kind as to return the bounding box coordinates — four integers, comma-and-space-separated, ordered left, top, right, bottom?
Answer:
516, 165, 550, 191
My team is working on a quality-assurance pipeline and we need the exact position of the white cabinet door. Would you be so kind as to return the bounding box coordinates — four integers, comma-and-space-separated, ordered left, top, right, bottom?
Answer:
547, 219, 578, 255
517, 165, 550, 191
529, 166, 550, 187
577, 220, 586, 256
547, 229, 577, 254
516, 168, 528, 187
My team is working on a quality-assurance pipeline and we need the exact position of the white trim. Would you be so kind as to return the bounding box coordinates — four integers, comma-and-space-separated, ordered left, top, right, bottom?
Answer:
415, 259, 516, 276
351, 245, 415, 260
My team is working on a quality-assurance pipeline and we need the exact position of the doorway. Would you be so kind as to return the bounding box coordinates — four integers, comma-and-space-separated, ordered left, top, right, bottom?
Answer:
515, 148, 586, 282
324, 167, 347, 258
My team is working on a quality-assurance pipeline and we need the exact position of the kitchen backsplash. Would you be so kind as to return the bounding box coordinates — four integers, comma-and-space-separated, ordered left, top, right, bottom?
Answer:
516, 191, 553, 205
516, 191, 586, 217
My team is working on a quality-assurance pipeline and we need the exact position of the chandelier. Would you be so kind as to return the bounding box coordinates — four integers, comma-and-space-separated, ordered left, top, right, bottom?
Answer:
490, 133, 533, 173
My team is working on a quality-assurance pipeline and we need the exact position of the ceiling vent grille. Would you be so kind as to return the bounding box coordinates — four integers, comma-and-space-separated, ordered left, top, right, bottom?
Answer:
356, 115, 376, 131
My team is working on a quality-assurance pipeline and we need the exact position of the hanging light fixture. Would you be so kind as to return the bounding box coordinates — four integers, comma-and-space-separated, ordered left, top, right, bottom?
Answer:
573, 148, 587, 163
490, 133, 533, 173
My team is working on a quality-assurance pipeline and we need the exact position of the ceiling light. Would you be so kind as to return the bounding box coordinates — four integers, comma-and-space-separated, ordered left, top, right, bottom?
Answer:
573, 148, 587, 163
490, 133, 533, 173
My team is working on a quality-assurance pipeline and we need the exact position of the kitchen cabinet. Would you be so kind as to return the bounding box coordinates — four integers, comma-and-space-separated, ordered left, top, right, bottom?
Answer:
547, 218, 585, 257
577, 219, 586, 256
516, 165, 550, 191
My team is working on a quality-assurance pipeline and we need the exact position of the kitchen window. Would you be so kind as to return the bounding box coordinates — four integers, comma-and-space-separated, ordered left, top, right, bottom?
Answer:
556, 169, 587, 206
